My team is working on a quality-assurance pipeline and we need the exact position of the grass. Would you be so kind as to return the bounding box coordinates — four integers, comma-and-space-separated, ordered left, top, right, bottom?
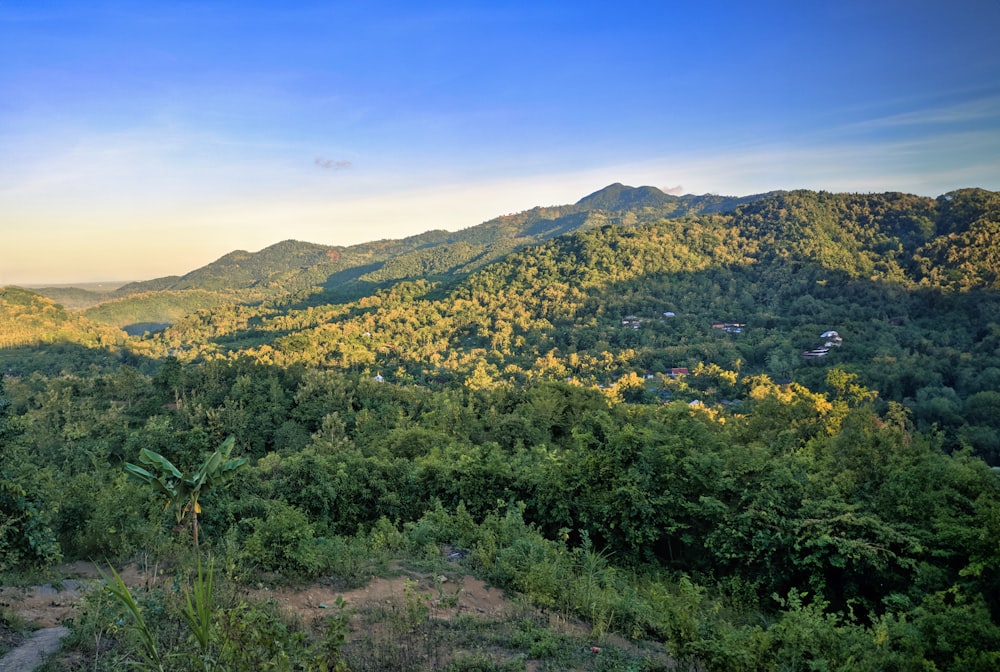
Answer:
340, 607, 674, 671
7, 545, 676, 671
338, 574, 674, 672
0, 566, 62, 589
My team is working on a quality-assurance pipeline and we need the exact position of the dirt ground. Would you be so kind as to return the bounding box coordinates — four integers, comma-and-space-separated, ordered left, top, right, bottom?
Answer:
0, 560, 524, 653
0, 561, 116, 629
1, 560, 515, 630
263, 570, 515, 625
0, 561, 517, 671
1, 559, 649, 671
0, 561, 122, 671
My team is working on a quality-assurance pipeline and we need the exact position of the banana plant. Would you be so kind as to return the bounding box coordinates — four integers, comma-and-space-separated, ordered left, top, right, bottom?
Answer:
125, 435, 247, 548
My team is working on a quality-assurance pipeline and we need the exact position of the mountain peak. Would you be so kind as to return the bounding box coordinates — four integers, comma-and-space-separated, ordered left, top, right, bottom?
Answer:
575, 184, 677, 210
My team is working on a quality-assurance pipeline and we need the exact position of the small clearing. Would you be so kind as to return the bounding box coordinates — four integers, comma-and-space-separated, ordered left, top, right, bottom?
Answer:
0, 561, 529, 670
1, 560, 652, 671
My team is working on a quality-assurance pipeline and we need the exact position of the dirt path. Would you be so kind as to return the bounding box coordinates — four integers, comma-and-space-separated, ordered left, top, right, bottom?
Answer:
0, 626, 68, 672
0, 563, 108, 672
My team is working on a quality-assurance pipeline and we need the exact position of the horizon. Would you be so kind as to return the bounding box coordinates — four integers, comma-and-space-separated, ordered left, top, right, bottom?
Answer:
9, 182, 994, 289
3, 1, 999, 285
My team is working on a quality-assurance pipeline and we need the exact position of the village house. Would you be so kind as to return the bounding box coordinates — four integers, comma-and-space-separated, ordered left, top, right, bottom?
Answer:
803, 329, 844, 357
820, 330, 843, 346
711, 322, 746, 334
622, 315, 642, 329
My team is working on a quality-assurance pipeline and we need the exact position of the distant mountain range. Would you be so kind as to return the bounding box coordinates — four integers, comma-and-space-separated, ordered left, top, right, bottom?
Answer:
29, 184, 770, 316
7, 182, 999, 344
109, 184, 768, 296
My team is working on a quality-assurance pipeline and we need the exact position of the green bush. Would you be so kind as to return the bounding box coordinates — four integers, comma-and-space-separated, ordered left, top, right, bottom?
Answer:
445, 652, 526, 671
216, 599, 307, 671
75, 474, 165, 560
244, 500, 319, 574
0, 474, 61, 571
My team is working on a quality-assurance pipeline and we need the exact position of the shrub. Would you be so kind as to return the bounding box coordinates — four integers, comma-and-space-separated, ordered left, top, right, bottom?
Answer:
244, 500, 319, 574
0, 475, 61, 571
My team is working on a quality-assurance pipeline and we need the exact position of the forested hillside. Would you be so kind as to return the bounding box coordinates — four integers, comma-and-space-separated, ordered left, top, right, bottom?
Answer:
86, 187, 999, 464
2, 185, 1000, 669
0, 287, 126, 361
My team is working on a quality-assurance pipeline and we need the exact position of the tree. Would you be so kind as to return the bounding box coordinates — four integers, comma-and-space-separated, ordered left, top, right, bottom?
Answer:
0, 476, 61, 571
125, 436, 247, 548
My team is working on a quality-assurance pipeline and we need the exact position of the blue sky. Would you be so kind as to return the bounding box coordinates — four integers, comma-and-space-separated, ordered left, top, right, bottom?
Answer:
2, 1, 999, 284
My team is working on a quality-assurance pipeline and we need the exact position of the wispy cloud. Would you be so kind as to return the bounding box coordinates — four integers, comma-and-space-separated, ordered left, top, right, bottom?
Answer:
315, 157, 352, 170
839, 94, 1000, 134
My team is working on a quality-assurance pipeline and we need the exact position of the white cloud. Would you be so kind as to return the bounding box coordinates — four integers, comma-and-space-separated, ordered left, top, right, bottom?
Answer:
840, 94, 1000, 133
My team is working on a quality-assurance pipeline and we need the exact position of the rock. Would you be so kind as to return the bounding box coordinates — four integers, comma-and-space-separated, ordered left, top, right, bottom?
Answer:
0, 626, 69, 672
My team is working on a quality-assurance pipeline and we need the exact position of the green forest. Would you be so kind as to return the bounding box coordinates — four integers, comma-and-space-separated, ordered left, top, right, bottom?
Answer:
2, 185, 1000, 670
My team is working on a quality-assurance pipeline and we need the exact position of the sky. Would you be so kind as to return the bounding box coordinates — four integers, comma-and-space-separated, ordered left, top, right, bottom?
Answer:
2, 1, 999, 285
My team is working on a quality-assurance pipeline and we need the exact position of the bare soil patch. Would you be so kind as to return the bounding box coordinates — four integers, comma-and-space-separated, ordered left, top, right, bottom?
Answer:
2, 560, 516, 633
0, 619, 24, 656
1, 560, 658, 671
256, 567, 516, 630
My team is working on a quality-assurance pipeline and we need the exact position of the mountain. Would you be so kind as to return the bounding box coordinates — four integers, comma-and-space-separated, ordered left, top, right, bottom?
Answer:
575, 182, 680, 209
41, 185, 754, 327
113, 240, 339, 296
13, 184, 1000, 341
23, 285, 116, 311
121, 187, 998, 365
104, 185, 774, 304
81, 289, 237, 332
573, 182, 769, 214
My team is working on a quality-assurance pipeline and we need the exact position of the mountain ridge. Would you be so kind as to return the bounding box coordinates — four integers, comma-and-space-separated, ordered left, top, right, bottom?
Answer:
88, 184, 778, 303
10, 184, 1000, 333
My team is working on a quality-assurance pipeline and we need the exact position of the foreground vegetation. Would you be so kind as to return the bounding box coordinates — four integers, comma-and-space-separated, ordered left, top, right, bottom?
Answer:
3, 361, 1000, 669
2, 185, 1000, 668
